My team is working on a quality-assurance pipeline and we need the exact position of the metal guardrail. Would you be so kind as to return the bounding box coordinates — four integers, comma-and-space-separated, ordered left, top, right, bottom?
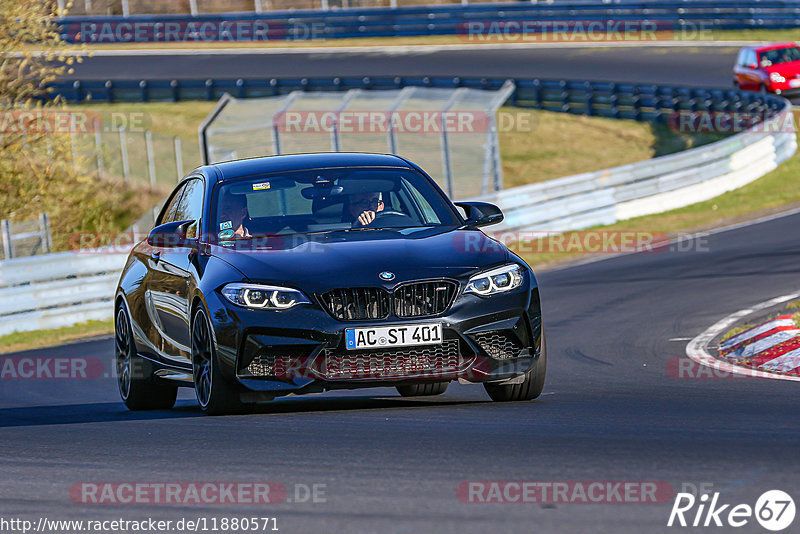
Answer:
57, 0, 800, 42
0, 250, 128, 336
472, 102, 797, 232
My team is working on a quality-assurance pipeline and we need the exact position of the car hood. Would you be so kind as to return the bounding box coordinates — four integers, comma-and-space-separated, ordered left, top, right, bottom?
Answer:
209, 226, 508, 292
766, 61, 800, 77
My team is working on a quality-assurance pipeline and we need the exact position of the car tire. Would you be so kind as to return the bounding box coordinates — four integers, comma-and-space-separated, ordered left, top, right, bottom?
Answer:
115, 302, 178, 411
484, 329, 547, 402
396, 382, 448, 397
191, 306, 244, 415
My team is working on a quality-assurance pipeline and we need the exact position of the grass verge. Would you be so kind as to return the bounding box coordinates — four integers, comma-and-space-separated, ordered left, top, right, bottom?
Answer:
70, 102, 722, 188
0, 320, 114, 355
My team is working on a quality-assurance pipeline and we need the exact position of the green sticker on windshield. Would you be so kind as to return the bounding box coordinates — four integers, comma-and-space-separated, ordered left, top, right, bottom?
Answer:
218, 229, 234, 240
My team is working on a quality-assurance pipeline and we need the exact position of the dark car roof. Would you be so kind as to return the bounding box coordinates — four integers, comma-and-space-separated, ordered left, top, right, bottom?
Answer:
209, 153, 414, 182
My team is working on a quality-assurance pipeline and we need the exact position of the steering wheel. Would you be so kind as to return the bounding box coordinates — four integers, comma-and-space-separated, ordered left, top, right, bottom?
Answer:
351, 210, 415, 228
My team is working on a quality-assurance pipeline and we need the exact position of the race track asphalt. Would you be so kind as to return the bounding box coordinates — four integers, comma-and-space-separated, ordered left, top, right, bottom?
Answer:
65, 45, 740, 88
2, 210, 799, 533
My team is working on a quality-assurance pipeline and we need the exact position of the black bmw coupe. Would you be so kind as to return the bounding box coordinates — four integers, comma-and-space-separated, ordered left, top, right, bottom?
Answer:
115, 153, 545, 414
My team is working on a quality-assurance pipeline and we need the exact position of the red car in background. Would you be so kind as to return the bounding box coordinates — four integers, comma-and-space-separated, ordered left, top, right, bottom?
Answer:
733, 42, 800, 95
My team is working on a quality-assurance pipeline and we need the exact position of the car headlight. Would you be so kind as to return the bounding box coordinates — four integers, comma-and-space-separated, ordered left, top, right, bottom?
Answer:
770, 72, 786, 83
221, 283, 311, 310
464, 264, 524, 296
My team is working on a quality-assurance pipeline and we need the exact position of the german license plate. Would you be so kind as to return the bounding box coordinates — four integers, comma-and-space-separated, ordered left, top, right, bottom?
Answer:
345, 323, 443, 350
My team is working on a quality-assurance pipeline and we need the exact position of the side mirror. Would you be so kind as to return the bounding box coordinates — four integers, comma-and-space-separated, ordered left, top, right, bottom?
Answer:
455, 201, 504, 228
147, 220, 194, 248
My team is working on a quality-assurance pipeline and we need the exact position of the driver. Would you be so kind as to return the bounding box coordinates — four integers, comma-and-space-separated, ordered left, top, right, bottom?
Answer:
347, 192, 384, 226
218, 192, 251, 238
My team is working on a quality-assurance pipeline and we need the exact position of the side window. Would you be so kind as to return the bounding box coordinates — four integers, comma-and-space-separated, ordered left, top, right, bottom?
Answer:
173, 178, 204, 239
403, 182, 441, 225
157, 183, 186, 227
749, 50, 759, 68
737, 50, 746, 67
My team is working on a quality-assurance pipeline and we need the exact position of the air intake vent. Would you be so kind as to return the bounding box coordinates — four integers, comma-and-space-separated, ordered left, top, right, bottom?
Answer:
471, 331, 524, 360
323, 339, 461, 379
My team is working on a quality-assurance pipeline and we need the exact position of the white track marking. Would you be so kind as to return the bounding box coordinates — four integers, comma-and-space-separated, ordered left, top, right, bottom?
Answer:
759, 348, 800, 372
724, 330, 800, 362
720, 317, 796, 350
685, 291, 800, 382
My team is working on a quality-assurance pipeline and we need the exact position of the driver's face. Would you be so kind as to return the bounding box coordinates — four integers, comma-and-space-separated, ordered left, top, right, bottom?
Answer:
220, 196, 247, 229
349, 193, 382, 217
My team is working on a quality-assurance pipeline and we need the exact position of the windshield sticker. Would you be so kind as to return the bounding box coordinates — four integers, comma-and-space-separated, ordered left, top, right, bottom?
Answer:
218, 229, 235, 240
253, 182, 271, 191
220, 240, 235, 247
219, 220, 232, 230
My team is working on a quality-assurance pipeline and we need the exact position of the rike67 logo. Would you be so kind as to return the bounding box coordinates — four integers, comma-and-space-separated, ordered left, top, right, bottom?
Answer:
668, 490, 795, 531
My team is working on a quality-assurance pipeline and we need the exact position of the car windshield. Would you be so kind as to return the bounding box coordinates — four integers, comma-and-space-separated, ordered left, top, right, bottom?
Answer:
759, 46, 800, 67
211, 166, 460, 243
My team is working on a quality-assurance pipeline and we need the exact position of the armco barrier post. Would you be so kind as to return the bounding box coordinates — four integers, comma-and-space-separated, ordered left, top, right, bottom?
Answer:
93, 119, 103, 177
39, 213, 52, 255
145, 130, 157, 188
119, 126, 130, 182
1, 220, 12, 260
174, 136, 184, 181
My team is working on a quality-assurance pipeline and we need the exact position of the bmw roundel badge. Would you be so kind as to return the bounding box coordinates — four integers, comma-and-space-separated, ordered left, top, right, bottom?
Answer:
379, 271, 395, 281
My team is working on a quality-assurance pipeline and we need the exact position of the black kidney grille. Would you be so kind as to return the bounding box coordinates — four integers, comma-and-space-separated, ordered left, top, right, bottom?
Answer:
320, 287, 392, 321
394, 281, 458, 318
321, 281, 458, 321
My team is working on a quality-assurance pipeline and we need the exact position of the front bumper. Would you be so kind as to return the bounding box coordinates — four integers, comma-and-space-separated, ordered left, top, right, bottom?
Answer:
205, 280, 543, 399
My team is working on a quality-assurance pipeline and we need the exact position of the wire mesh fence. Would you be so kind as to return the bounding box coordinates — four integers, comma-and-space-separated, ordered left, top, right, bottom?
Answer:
66, 127, 203, 232
201, 83, 515, 200
0, 215, 53, 261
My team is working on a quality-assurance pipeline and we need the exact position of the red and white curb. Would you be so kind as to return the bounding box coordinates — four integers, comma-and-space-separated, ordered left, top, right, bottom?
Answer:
685, 291, 800, 382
